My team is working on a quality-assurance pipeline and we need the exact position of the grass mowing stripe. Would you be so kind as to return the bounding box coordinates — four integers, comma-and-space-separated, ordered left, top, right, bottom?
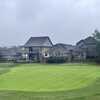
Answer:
0, 63, 99, 100
0, 64, 99, 92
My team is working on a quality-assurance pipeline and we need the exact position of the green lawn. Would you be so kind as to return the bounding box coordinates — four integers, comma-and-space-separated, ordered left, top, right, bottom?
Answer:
0, 63, 99, 100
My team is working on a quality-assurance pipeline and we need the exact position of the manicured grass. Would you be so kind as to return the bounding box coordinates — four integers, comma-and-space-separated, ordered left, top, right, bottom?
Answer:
0, 63, 99, 100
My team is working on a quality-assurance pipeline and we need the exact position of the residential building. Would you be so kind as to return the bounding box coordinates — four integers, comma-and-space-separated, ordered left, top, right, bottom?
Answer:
76, 36, 97, 60
23, 36, 53, 62
49, 43, 81, 61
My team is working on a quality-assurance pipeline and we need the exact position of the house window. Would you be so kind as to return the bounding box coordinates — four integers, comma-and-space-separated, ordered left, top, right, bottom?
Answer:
44, 52, 49, 58
45, 53, 48, 56
29, 47, 32, 52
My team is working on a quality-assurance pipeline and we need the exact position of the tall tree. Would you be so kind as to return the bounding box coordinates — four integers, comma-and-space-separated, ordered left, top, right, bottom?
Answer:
93, 29, 100, 63
93, 30, 100, 41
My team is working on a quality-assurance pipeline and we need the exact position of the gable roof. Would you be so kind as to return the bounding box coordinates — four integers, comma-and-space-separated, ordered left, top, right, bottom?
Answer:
76, 36, 97, 45
24, 36, 53, 47
54, 43, 74, 49
53, 43, 77, 51
0, 46, 22, 56
84, 36, 97, 44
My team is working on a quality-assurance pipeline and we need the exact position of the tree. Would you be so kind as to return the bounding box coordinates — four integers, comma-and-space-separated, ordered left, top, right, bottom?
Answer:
93, 29, 100, 63
93, 30, 100, 41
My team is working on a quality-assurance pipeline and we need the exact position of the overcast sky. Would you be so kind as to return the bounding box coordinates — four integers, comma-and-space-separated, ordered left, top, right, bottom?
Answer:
0, 0, 100, 47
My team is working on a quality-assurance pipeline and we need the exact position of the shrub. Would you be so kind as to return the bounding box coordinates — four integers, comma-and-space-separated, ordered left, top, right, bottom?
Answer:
46, 57, 66, 63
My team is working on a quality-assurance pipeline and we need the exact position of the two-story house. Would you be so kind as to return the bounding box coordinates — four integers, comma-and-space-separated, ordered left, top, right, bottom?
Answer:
23, 36, 53, 62
76, 36, 97, 60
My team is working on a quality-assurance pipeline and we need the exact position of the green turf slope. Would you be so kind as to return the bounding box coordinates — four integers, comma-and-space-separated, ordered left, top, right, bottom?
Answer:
0, 64, 99, 91
0, 63, 99, 100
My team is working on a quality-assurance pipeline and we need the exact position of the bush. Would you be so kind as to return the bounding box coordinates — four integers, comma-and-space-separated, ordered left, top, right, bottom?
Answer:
46, 57, 66, 63
95, 57, 100, 64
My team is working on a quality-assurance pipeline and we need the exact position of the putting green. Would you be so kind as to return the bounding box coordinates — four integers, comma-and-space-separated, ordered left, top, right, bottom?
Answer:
0, 64, 99, 92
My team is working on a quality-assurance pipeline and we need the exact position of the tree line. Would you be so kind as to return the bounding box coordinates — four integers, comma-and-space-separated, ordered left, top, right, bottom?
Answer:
93, 30, 100, 63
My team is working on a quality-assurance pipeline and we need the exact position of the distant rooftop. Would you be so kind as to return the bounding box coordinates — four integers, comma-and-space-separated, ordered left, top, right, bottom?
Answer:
24, 36, 53, 47
53, 43, 76, 50
76, 36, 97, 45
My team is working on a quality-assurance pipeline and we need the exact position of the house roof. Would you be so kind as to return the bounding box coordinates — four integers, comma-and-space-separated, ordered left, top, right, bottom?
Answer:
0, 46, 23, 56
52, 43, 78, 52
84, 36, 97, 44
76, 36, 97, 45
54, 43, 76, 50
24, 36, 53, 47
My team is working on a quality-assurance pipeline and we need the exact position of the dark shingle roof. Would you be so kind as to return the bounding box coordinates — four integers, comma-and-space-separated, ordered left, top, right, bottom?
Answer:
76, 36, 96, 45
54, 43, 76, 50
24, 36, 53, 47
84, 36, 97, 44
0, 46, 23, 56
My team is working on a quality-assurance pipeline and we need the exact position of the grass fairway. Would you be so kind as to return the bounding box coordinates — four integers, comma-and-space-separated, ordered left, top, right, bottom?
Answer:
0, 63, 100, 100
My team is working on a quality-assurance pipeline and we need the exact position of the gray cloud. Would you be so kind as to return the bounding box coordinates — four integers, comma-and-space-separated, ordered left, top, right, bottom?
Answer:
0, 0, 100, 46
